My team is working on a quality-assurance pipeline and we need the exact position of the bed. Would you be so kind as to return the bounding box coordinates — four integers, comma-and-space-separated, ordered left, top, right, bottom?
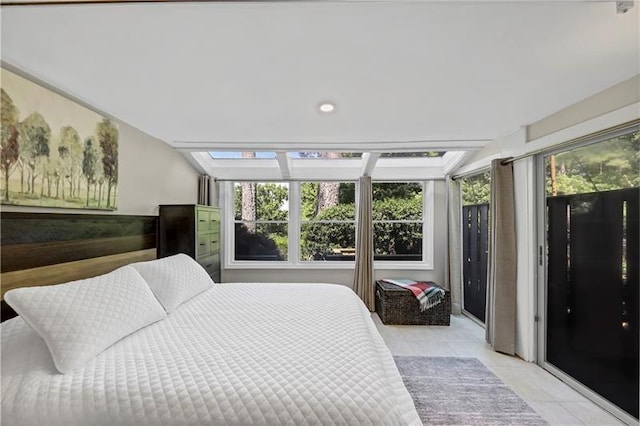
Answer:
1, 254, 421, 426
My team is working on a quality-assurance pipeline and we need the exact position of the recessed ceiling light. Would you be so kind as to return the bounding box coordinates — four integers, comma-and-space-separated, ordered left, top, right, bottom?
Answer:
318, 102, 335, 113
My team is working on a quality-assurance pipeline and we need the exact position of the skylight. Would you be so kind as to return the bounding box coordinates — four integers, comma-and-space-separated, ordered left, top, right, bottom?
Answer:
209, 151, 276, 159
289, 152, 362, 159
196, 150, 471, 181
379, 152, 446, 158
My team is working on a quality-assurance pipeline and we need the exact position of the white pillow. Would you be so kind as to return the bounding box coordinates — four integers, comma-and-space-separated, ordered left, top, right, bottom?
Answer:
4, 266, 166, 374
129, 253, 214, 313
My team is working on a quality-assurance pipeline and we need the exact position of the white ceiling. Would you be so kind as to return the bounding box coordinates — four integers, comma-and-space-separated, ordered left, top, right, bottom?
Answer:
1, 1, 638, 151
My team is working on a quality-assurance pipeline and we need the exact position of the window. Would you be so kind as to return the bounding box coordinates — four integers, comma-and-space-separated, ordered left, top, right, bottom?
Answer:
210, 151, 276, 159
372, 182, 424, 261
289, 152, 362, 159
226, 180, 434, 268
544, 130, 639, 197
379, 152, 445, 158
233, 182, 288, 261
300, 182, 356, 261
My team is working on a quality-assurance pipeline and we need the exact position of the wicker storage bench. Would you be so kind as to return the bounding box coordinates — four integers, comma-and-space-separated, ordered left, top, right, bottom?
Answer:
375, 280, 451, 325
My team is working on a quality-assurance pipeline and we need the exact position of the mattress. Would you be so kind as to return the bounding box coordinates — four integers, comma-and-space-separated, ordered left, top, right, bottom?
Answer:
2, 283, 421, 426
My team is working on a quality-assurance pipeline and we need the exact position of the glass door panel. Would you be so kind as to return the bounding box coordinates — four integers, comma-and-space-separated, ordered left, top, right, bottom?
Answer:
544, 129, 639, 419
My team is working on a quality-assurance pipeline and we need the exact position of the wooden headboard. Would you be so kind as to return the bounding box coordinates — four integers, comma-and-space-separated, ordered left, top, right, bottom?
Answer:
1, 212, 158, 321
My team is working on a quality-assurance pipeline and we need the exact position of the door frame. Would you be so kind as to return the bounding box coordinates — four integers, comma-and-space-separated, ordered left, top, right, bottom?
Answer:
535, 124, 640, 425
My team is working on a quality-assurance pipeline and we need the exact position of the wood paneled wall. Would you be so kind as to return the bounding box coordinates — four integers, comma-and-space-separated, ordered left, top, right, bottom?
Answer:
1, 212, 158, 321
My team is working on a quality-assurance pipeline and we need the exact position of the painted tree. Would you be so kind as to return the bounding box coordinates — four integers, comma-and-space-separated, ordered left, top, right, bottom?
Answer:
92, 149, 104, 206
240, 152, 257, 231
50, 137, 62, 199
96, 119, 118, 208
40, 135, 60, 198
41, 143, 61, 198
82, 136, 98, 207
19, 112, 50, 195
57, 126, 82, 200
1, 89, 20, 201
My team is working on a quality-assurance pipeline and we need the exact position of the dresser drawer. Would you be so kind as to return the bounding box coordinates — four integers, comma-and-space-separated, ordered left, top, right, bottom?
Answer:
209, 233, 220, 253
197, 209, 210, 232
199, 254, 220, 276
196, 233, 210, 258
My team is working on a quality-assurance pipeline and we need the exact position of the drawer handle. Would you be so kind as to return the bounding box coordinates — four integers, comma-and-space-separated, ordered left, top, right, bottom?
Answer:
199, 219, 206, 222
199, 243, 206, 246
211, 240, 217, 243
206, 264, 213, 268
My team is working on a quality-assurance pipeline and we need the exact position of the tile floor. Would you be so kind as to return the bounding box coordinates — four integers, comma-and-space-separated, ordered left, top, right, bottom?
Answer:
373, 313, 628, 426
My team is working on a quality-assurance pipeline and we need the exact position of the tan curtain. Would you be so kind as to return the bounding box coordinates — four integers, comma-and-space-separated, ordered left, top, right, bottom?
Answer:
444, 176, 463, 315
353, 176, 375, 311
485, 159, 517, 355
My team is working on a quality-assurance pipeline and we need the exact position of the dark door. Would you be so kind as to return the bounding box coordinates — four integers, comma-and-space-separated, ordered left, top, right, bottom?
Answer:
462, 203, 489, 322
544, 129, 639, 420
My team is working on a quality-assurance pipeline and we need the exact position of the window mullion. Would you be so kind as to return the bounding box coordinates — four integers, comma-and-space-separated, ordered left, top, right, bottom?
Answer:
224, 181, 234, 266
289, 181, 301, 265
424, 181, 434, 267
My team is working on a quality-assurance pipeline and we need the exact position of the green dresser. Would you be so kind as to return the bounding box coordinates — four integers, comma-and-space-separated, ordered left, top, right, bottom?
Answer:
157, 204, 221, 282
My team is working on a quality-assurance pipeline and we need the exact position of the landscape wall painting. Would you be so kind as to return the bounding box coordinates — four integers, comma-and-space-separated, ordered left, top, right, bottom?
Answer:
1, 67, 119, 210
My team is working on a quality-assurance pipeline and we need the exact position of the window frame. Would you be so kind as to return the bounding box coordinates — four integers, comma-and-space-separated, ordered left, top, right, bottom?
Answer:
298, 180, 357, 264
223, 180, 434, 270
371, 181, 434, 268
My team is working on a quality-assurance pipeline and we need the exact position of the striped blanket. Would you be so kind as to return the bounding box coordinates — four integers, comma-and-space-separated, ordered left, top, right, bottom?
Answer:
381, 279, 446, 311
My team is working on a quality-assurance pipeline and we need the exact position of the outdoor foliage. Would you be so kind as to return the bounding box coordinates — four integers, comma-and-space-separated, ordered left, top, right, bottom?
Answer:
300, 194, 423, 260
301, 203, 356, 260
235, 223, 284, 261
372, 197, 423, 256
234, 183, 289, 258
546, 131, 639, 197
460, 131, 639, 205
235, 176, 426, 261
462, 171, 490, 206
373, 182, 422, 201
234, 183, 288, 221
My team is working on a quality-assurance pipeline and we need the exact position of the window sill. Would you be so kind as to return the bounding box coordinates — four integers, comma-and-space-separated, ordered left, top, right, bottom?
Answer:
224, 261, 434, 270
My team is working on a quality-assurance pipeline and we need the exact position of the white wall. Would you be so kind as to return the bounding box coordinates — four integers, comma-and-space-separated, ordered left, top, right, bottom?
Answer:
526, 75, 639, 141
453, 78, 640, 362
456, 78, 640, 177
224, 180, 448, 287
116, 123, 200, 215
1, 119, 200, 215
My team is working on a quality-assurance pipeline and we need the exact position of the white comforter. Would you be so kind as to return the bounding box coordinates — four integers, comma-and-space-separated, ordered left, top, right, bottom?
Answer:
2, 283, 421, 426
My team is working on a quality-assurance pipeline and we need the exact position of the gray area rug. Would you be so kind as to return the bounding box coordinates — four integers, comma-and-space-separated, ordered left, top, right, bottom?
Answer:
394, 356, 547, 425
